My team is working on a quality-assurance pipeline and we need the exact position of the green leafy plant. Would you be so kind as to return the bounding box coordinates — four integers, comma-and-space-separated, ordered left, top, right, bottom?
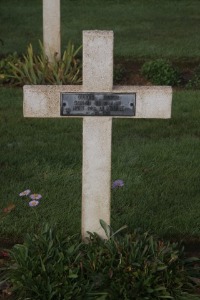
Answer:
83, 225, 199, 300
0, 52, 20, 84
2, 224, 83, 300
141, 59, 180, 86
1, 221, 199, 299
8, 41, 82, 86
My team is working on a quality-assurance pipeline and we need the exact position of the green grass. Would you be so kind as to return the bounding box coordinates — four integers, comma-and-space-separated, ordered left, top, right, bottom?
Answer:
1, 0, 200, 58
0, 88, 200, 240
0, 0, 200, 242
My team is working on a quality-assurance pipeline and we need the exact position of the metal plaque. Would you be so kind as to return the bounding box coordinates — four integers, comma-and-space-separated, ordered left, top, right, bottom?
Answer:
60, 93, 136, 116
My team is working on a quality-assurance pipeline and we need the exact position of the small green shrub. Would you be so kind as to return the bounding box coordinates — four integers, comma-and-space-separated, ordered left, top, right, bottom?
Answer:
141, 59, 180, 86
186, 65, 200, 89
1, 222, 199, 300
8, 41, 82, 86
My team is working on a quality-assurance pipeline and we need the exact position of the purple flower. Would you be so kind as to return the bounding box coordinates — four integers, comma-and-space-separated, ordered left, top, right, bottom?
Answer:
29, 193, 42, 200
112, 179, 124, 189
29, 200, 39, 207
19, 189, 31, 197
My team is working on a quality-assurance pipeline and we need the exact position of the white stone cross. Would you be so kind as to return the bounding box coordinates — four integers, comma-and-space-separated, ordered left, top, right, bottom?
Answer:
43, 0, 61, 61
23, 31, 172, 239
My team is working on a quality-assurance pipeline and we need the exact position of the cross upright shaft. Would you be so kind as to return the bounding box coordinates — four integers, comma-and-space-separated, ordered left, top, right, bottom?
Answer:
82, 31, 114, 239
43, 0, 61, 61
83, 31, 113, 92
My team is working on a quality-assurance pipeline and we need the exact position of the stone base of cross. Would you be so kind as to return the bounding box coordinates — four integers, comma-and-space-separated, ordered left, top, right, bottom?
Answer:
23, 31, 172, 240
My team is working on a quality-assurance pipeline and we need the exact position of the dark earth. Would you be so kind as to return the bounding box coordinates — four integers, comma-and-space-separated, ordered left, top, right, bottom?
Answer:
114, 58, 200, 87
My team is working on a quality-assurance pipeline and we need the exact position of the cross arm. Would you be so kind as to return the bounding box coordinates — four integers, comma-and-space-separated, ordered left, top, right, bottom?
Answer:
23, 85, 172, 119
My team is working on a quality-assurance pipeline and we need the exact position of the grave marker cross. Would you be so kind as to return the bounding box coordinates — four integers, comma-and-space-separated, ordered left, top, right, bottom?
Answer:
24, 31, 172, 239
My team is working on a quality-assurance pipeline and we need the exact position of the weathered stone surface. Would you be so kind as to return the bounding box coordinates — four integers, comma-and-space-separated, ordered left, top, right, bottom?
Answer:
83, 31, 113, 92
82, 117, 112, 239
23, 85, 172, 119
43, 0, 60, 61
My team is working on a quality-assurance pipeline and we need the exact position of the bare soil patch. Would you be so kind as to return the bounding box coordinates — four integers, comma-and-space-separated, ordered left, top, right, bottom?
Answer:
114, 58, 200, 87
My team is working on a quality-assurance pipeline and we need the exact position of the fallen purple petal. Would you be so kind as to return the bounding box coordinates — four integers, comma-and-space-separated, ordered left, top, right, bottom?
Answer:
29, 200, 39, 207
29, 193, 42, 200
19, 189, 31, 197
112, 179, 124, 189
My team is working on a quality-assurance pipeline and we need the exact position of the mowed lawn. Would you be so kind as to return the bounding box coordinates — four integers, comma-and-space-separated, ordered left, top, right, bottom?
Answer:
0, 0, 200, 241
0, 0, 200, 58
0, 88, 199, 240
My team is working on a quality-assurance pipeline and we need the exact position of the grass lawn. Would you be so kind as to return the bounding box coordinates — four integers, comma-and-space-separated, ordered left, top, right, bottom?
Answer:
1, 0, 200, 58
0, 87, 200, 241
0, 3, 200, 299
0, 0, 200, 243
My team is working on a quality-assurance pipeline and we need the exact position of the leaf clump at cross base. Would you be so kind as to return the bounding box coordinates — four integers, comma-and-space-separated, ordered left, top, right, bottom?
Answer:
0, 41, 82, 86
0, 221, 200, 300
